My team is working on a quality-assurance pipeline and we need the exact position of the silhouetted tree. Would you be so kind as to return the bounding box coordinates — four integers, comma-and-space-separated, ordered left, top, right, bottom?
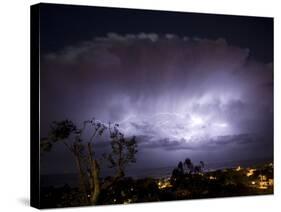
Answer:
41, 118, 137, 205
184, 158, 194, 174
193, 165, 202, 174
171, 158, 205, 187
44, 119, 107, 204
171, 161, 185, 186
200, 161, 205, 170
83, 119, 107, 204
177, 161, 184, 173
44, 120, 89, 202
104, 123, 137, 179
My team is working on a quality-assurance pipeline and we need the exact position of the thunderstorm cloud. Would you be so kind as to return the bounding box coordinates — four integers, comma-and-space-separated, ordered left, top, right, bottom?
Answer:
41, 33, 273, 172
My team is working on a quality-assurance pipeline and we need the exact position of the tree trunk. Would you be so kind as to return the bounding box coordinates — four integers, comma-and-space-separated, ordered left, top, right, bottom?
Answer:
91, 159, 100, 204
87, 142, 101, 205
117, 142, 124, 178
117, 166, 125, 178
74, 149, 89, 204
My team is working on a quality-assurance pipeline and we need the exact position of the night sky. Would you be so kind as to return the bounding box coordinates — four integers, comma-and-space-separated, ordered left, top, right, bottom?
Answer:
39, 3, 273, 175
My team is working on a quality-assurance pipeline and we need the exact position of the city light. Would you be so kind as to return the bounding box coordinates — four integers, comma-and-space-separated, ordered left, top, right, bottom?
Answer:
236, 166, 242, 171
157, 178, 172, 189
246, 169, 256, 177
209, 176, 216, 180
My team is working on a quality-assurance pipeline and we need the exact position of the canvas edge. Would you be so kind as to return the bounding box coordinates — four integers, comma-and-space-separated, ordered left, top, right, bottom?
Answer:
30, 3, 41, 209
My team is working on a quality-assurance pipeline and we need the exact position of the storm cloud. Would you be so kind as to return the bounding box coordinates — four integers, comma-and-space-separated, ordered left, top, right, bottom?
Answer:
40, 33, 273, 173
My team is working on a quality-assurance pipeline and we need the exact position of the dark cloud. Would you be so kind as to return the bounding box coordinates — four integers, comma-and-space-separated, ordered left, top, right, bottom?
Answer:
135, 133, 255, 152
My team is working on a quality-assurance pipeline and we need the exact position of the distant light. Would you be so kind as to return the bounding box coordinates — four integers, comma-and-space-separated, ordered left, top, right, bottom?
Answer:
236, 166, 242, 171
123, 199, 133, 204
157, 179, 172, 189
246, 169, 256, 177
209, 176, 216, 180
268, 179, 274, 186
258, 185, 268, 189
258, 175, 269, 189
259, 175, 267, 181
268, 163, 273, 167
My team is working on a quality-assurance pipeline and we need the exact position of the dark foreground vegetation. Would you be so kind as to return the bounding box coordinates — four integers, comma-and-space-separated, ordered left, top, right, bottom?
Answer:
40, 118, 273, 208
40, 161, 273, 208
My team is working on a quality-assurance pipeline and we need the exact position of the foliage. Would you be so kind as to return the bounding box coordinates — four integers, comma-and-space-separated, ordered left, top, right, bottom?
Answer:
171, 158, 205, 187
40, 117, 138, 205
103, 123, 138, 177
